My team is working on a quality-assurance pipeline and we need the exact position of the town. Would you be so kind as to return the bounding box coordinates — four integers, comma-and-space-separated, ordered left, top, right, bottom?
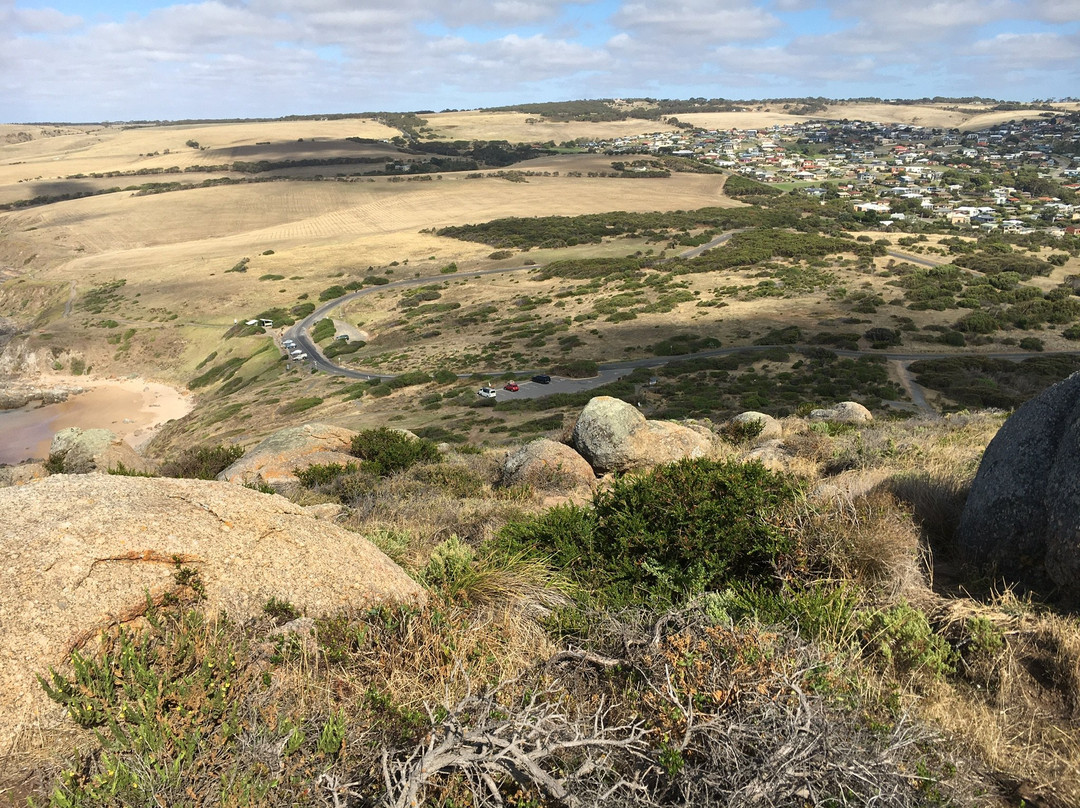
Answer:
588, 112, 1079, 237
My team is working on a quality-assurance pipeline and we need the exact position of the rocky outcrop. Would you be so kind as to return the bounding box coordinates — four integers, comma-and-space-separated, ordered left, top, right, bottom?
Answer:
0, 473, 425, 753
217, 422, 358, 489
808, 401, 873, 424
570, 396, 716, 473
729, 411, 783, 442
0, 383, 84, 410
49, 426, 152, 474
956, 372, 1080, 600
501, 438, 596, 491
0, 462, 47, 488
746, 439, 791, 471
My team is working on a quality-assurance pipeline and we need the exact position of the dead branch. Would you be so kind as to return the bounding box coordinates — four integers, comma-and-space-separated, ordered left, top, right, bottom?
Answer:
380, 687, 654, 808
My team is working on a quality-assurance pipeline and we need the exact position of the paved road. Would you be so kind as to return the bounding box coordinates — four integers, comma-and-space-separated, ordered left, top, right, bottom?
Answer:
886, 249, 947, 268
679, 229, 745, 259
280, 242, 1067, 408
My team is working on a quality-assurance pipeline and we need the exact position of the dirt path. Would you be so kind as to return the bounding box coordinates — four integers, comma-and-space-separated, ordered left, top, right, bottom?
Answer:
890, 359, 937, 416
63, 280, 76, 317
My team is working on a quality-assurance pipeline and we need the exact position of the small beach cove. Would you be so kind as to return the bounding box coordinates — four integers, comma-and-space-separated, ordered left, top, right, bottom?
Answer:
0, 375, 194, 466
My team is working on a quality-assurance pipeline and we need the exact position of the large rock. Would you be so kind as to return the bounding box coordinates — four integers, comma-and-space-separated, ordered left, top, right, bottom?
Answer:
0, 474, 425, 754
49, 427, 152, 474
501, 438, 596, 491
808, 401, 873, 424
729, 411, 783, 442
218, 422, 358, 488
571, 396, 715, 473
0, 383, 84, 410
0, 462, 47, 488
957, 372, 1080, 600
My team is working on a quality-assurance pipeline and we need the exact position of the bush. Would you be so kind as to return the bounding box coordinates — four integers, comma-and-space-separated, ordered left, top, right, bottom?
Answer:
549, 360, 598, 378
311, 318, 335, 342
159, 445, 244, 480
497, 458, 803, 609
349, 428, 439, 476
295, 462, 357, 488
859, 601, 956, 679
277, 396, 324, 414
1019, 336, 1045, 352
319, 285, 346, 301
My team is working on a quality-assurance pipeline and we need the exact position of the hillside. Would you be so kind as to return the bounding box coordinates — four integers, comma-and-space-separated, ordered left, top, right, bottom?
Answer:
2, 100, 1080, 805
2, 399, 1079, 807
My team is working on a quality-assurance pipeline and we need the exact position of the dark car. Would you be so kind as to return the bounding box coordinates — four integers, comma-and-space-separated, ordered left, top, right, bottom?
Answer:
531, 374, 551, 384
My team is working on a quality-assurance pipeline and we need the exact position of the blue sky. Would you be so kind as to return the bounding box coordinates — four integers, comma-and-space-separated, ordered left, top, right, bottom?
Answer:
2, 0, 1078, 121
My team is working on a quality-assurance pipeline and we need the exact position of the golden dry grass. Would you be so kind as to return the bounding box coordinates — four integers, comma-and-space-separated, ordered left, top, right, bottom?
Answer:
0, 118, 399, 186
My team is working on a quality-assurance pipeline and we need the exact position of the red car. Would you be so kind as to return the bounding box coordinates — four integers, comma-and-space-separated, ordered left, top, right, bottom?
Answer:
504, 382, 519, 392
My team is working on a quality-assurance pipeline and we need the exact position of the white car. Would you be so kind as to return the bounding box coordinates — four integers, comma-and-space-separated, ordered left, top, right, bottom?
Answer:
477, 387, 497, 399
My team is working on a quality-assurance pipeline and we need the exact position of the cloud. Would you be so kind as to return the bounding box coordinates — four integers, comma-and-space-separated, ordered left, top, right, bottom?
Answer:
613, 0, 782, 41
3, 0, 1080, 121
969, 31, 1080, 65
1, 3, 82, 33
1022, 0, 1080, 22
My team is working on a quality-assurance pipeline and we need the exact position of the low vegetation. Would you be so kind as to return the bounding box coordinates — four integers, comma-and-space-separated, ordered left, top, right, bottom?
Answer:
31, 411, 1080, 807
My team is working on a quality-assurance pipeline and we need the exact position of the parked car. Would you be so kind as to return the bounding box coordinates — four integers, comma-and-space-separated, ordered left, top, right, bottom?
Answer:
503, 382, 519, 392
477, 387, 497, 399
531, 374, 551, 384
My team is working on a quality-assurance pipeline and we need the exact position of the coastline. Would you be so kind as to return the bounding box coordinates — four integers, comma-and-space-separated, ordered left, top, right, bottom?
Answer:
0, 372, 195, 464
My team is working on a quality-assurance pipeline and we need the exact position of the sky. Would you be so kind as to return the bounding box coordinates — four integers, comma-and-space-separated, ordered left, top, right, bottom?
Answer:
2, 0, 1079, 122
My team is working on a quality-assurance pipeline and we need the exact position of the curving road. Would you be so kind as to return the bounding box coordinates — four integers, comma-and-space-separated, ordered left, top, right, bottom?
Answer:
280, 242, 1065, 411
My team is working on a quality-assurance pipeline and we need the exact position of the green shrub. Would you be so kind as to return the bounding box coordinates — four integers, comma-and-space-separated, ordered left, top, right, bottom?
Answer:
653, 334, 721, 356
277, 396, 324, 414
409, 463, 484, 497
549, 359, 598, 378
859, 601, 956, 679
295, 462, 358, 487
319, 285, 346, 301
1018, 336, 1044, 352
498, 458, 803, 609
189, 357, 247, 389
159, 445, 244, 480
324, 340, 364, 358
387, 370, 433, 389
719, 418, 765, 443
264, 597, 300, 625
706, 582, 861, 647
433, 368, 459, 384
311, 318, 335, 342
107, 462, 158, 477
349, 428, 439, 476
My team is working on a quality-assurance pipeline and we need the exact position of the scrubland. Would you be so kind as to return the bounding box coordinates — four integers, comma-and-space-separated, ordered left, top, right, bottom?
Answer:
9, 413, 1080, 807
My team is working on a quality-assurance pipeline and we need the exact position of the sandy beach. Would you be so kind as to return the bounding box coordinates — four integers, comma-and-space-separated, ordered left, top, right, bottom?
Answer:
0, 374, 194, 465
